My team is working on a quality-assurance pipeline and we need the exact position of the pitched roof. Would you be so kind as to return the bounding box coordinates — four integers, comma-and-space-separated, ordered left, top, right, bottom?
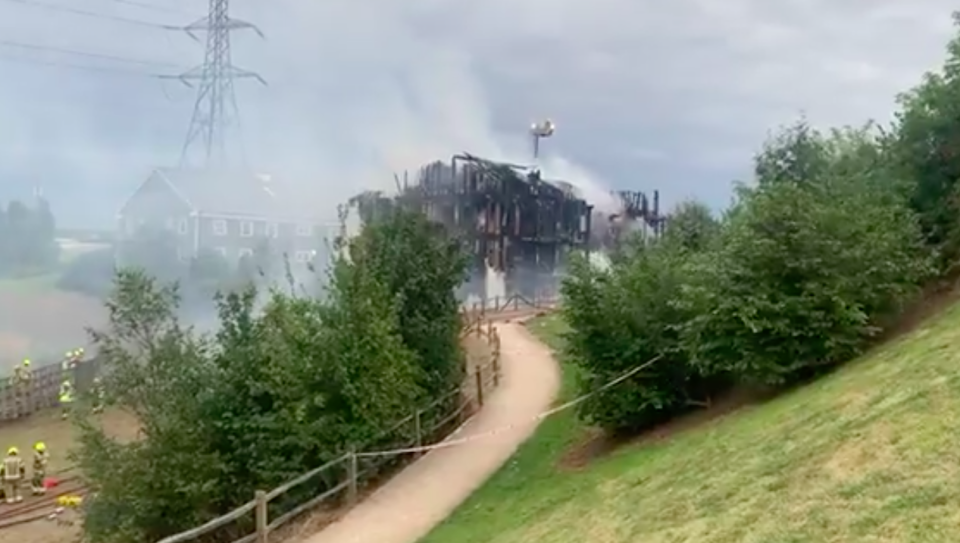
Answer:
153, 167, 319, 221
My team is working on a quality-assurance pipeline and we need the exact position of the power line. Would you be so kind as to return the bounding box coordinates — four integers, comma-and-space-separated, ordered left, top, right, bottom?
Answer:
0, 51, 178, 78
0, 38, 181, 68
0, 0, 182, 30
103, 0, 194, 14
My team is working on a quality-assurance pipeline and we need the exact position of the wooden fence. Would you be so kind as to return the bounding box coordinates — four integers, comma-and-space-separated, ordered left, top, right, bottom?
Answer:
0, 354, 100, 422
462, 291, 559, 318
155, 294, 557, 543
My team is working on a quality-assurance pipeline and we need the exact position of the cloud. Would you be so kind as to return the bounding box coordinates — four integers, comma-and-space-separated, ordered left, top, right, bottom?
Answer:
0, 0, 956, 224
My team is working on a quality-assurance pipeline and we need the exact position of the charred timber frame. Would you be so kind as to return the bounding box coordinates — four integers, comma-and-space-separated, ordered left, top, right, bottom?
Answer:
399, 154, 593, 295
349, 156, 669, 296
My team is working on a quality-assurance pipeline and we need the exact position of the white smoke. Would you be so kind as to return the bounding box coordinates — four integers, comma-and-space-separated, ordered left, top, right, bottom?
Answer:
538, 154, 618, 213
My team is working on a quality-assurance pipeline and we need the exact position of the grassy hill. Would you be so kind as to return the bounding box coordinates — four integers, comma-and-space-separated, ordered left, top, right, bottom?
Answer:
422, 306, 960, 543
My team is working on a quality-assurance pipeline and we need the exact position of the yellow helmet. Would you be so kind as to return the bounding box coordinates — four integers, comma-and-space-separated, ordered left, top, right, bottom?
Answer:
34, 442, 45, 452
22, 359, 30, 366
7, 447, 18, 456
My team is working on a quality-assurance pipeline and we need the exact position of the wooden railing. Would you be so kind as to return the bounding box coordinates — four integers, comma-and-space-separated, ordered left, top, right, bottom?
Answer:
462, 291, 560, 317
0, 354, 100, 422
155, 294, 557, 543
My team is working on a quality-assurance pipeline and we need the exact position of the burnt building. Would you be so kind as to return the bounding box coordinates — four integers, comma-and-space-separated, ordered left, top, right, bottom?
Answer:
351, 153, 671, 298
590, 189, 667, 251
356, 153, 595, 299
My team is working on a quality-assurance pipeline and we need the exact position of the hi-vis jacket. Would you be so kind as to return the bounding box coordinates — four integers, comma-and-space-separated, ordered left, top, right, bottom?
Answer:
1, 456, 24, 481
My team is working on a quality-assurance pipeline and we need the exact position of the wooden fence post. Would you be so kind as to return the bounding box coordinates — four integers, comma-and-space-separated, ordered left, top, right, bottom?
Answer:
492, 347, 500, 387
414, 409, 422, 457
255, 490, 268, 543
347, 450, 358, 505
475, 366, 484, 408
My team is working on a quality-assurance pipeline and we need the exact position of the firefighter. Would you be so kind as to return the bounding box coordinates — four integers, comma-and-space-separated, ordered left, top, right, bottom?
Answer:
63, 348, 85, 383
59, 380, 74, 420
12, 359, 32, 417
91, 377, 105, 414
0, 447, 25, 503
31, 442, 47, 496
62, 350, 79, 376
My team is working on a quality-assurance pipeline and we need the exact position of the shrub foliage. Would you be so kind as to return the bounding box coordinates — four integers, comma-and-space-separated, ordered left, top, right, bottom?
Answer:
563, 68, 951, 431
71, 207, 466, 543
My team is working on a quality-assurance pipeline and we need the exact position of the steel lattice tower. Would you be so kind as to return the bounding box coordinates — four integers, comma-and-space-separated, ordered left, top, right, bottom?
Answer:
177, 0, 265, 168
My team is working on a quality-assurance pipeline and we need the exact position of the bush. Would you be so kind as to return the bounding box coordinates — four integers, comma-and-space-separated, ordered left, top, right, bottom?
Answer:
564, 121, 933, 433
562, 238, 720, 433
681, 127, 929, 386
71, 202, 467, 542
350, 207, 469, 401
57, 247, 116, 296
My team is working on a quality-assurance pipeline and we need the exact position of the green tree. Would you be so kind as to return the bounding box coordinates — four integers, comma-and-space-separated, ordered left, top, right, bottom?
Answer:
754, 119, 829, 188
72, 213, 438, 542
71, 270, 223, 543
33, 197, 60, 267
0, 198, 60, 275
5, 200, 34, 273
679, 127, 930, 386
187, 248, 233, 300
350, 207, 469, 400
562, 242, 715, 433
891, 12, 960, 265
662, 200, 720, 253
116, 228, 183, 283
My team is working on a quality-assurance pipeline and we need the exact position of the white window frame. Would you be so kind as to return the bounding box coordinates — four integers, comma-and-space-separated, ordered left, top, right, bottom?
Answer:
240, 221, 255, 237
265, 222, 279, 238
238, 248, 254, 259
212, 219, 228, 236
178, 218, 189, 235
295, 223, 313, 237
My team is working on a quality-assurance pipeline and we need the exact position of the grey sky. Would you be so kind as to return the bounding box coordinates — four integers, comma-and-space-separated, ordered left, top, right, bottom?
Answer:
0, 0, 955, 226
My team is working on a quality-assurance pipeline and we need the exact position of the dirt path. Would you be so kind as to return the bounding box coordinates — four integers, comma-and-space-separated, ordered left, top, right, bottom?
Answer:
301, 320, 561, 543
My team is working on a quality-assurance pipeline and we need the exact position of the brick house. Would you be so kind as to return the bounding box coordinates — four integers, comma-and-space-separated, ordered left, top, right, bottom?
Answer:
116, 167, 335, 265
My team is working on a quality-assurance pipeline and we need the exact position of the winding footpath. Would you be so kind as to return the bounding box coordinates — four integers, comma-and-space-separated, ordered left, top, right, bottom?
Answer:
303, 319, 562, 543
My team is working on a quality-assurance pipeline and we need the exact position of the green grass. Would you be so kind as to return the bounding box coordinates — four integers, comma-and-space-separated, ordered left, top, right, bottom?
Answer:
0, 271, 61, 293
0, 252, 80, 293
421, 303, 960, 543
